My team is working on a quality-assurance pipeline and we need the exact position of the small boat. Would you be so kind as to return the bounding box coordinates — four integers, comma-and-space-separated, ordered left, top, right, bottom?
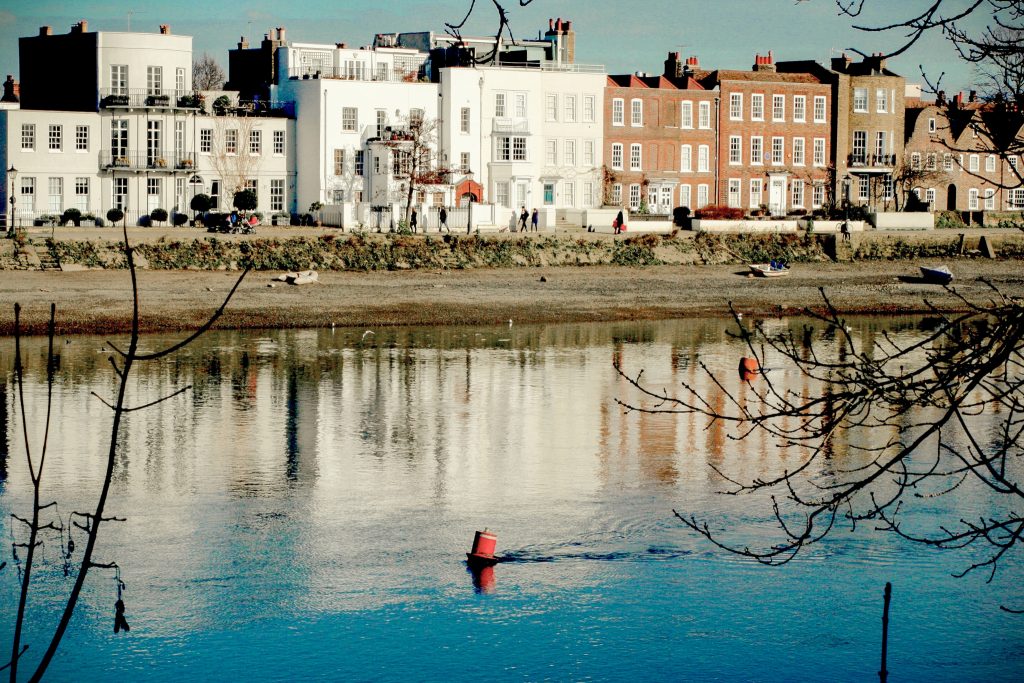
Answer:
920, 265, 953, 285
749, 262, 790, 278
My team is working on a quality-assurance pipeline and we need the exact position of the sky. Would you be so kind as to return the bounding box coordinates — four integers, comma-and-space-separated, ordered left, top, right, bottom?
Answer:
0, 0, 993, 93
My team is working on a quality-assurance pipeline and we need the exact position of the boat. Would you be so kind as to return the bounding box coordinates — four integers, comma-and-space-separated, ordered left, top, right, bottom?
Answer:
749, 262, 790, 278
920, 265, 953, 285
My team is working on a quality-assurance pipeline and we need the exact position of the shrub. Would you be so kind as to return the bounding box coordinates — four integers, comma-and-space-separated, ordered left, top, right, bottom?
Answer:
190, 193, 212, 214
61, 208, 82, 226
935, 210, 966, 229
172, 212, 189, 226
106, 208, 124, 224
233, 189, 258, 213
672, 206, 691, 226
694, 204, 744, 220
150, 208, 169, 225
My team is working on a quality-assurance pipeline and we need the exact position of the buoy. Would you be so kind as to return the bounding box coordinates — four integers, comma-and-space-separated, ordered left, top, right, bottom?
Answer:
472, 565, 496, 593
467, 529, 499, 567
738, 357, 760, 375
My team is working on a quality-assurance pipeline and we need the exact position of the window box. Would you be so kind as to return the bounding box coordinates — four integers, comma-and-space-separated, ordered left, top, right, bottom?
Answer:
112, 157, 130, 168
176, 158, 194, 169
102, 94, 129, 107
146, 94, 170, 107
150, 158, 168, 169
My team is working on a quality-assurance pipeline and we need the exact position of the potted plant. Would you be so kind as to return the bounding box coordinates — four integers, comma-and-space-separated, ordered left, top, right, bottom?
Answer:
308, 201, 324, 226
146, 93, 170, 107
213, 95, 231, 115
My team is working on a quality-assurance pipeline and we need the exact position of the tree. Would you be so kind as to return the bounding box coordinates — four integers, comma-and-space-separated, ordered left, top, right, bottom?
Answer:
616, 288, 1024, 612
105, 208, 124, 225
376, 113, 450, 228
209, 115, 262, 198
190, 192, 212, 216
233, 188, 258, 213
192, 53, 225, 91
3, 226, 249, 679
149, 207, 168, 225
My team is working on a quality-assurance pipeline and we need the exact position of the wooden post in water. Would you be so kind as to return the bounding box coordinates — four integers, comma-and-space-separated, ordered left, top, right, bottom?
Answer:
879, 582, 892, 683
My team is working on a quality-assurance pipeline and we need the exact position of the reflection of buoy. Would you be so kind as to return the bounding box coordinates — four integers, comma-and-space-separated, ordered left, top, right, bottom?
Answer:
738, 357, 760, 375
467, 529, 499, 567
471, 565, 496, 593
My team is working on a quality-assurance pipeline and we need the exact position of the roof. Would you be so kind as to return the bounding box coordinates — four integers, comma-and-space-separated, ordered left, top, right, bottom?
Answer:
606, 74, 706, 90
695, 69, 825, 87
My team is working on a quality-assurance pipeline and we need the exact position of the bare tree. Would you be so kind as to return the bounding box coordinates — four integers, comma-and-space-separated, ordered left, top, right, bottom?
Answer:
377, 113, 452, 228
4, 227, 249, 679
616, 288, 1024, 612
445, 0, 538, 64
192, 53, 226, 91
208, 115, 263, 198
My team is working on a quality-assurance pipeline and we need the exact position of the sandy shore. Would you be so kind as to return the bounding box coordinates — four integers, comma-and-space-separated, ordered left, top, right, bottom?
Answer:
2, 260, 1022, 336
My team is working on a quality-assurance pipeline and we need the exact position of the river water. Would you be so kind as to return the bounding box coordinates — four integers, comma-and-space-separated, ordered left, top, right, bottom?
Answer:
0, 318, 1021, 681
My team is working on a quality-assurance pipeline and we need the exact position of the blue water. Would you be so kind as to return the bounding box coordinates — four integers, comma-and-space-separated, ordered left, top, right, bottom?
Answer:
1, 319, 1021, 681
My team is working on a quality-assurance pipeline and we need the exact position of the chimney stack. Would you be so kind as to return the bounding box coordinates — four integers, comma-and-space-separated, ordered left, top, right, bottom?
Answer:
936, 90, 946, 105
664, 52, 682, 78
277, 27, 286, 42
753, 51, 776, 72
159, 24, 170, 35
70, 20, 88, 34
40, 26, 52, 36
968, 90, 977, 103
238, 36, 249, 49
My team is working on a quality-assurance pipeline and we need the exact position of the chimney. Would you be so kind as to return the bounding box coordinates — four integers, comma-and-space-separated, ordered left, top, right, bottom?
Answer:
40, 26, 52, 36
564, 20, 572, 31
336, 42, 347, 49
664, 51, 682, 78
549, 18, 554, 31
277, 27, 286, 42
953, 92, 963, 108
555, 17, 562, 31
968, 90, 977, 102
753, 51, 776, 72
830, 52, 852, 72
159, 24, 170, 35
71, 20, 88, 34
686, 55, 700, 70
936, 90, 946, 106
1, 75, 18, 103
238, 36, 249, 49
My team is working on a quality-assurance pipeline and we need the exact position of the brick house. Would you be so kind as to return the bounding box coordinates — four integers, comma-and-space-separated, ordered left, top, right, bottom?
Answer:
696, 52, 833, 216
604, 54, 717, 214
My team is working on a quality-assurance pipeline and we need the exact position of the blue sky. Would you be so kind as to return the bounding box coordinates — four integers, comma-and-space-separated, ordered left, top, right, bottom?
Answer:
0, 0, 989, 93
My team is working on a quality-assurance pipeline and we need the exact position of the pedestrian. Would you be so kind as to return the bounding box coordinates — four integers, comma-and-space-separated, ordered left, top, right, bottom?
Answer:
614, 208, 624, 235
410, 208, 418, 233
840, 220, 851, 242
531, 208, 539, 232
519, 206, 529, 232
508, 210, 517, 232
439, 206, 449, 233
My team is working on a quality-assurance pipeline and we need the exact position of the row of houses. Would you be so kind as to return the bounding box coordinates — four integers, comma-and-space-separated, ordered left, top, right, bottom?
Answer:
1, 18, 1020, 229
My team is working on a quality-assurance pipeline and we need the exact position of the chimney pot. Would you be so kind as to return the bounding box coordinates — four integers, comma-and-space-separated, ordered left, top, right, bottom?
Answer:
159, 24, 170, 35
548, 18, 554, 30
969, 90, 977, 102
564, 20, 571, 31
40, 26, 52, 36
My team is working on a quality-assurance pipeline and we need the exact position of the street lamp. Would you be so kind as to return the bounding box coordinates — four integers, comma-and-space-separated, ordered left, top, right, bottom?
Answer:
465, 169, 474, 234
7, 165, 17, 233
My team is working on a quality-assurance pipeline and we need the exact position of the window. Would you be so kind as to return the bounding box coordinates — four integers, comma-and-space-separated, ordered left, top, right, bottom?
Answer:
545, 94, 558, 121
147, 177, 161, 212
925, 188, 936, 207
583, 95, 596, 122
812, 183, 824, 208
48, 124, 62, 151
249, 130, 261, 155
495, 92, 507, 117
750, 179, 763, 209
875, 131, 887, 161
611, 183, 622, 205
853, 87, 868, 112
342, 107, 358, 132
852, 130, 867, 164
225, 128, 237, 155
460, 107, 470, 133
48, 177, 62, 213
210, 180, 220, 209
729, 136, 742, 164
176, 68, 186, 95
147, 66, 162, 95
943, 153, 953, 171
565, 139, 576, 166
21, 124, 35, 150
111, 65, 127, 95
927, 153, 937, 171
858, 176, 870, 200
969, 154, 980, 172
147, 120, 161, 165
910, 152, 921, 170
245, 179, 258, 205
631, 99, 643, 126
986, 155, 997, 173
460, 152, 471, 172
375, 63, 389, 81
75, 177, 89, 211
793, 95, 806, 122
563, 181, 575, 207
376, 110, 387, 138
495, 181, 510, 207
928, 117, 937, 133
771, 137, 784, 165
176, 177, 185, 210
496, 136, 527, 161
546, 139, 558, 165
628, 183, 641, 210
1013, 188, 1024, 209
793, 137, 805, 166
611, 143, 623, 170
773, 94, 785, 121
791, 179, 804, 207
727, 179, 742, 208
355, 151, 364, 176
680, 145, 692, 172
612, 98, 624, 125
876, 88, 887, 113
542, 182, 555, 205
750, 136, 763, 165
514, 93, 527, 117
410, 108, 424, 129
113, 177, 127, 210
334, 149, 345, 175
564, 95, 576, 123
813, 138, 826, 167
813, 96, 826, 123
698, 102, 711, 129
273, 130, 285, 155
584, 181, 595, 207
697, 145, 709, 172
968, 188, 979, 210
984, 188, 996, 210
200, 128, 212, 153
751, 94, 764, 121
345, 60, 365, 80
73, 125, 88, 151
697, 184, 709, 209
679, 184, 691, 208
630, 143, 642, 170
584, 140, 595, 166
269, 179, 285, 212
730, 93, 743, 120
112, 119, 129, 157
174, 121, 184, 158
680, 101, 693, 128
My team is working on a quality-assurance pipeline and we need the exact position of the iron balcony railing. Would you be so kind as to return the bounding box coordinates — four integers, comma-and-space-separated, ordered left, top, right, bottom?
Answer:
211, 99, 296, 118
100, 151, 198, 171
288, 66, 422, 82
492, 119, 531, 134
848, 153, 896, 168
99, 88, 202, 109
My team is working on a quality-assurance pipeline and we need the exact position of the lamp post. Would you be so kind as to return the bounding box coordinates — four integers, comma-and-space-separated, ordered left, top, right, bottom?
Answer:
189, 174, 203, 224
464, 170, 474, 234
7, 165, 17, 235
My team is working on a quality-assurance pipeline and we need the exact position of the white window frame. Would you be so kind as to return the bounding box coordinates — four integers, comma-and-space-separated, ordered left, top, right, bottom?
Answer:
969, 154, 980, 172
727, 178, 742, 209
750, 136, 763, 165
341, 107, 358, 132
771, 137, 784, 165
631, 98, 643, 126
612, 98, 624, 126
729, 136, 742, 165
813, 138, 826, 167
495, 92, 507, 118
813, 96, 826, 123
460, 107, 471, 134
545, 93, 558, 122
583, 95, 596, 123
985, 155, 996, 173
75, 125, 89, 151
273, 130, 285, 155
697, 145, 709, 173
968, 188, 979, 210
564, 94, 576, 123
48, 124, 62, 151
791, 179, 805, 208
793, 137, 805, 166
793, 95, 806, 123
772, 94, 785, 122
853, 88, 868, 112
876, 88, 888, 113
270, 178, 284, 212
730, 93, 743, 120
680, 100, 693, 128
751, 94, 764, 121
21, 123, 35, 151
629, 143, 642, 171
680, 145, 692, 173
983, 188, 995, 210
611, 143, 623, 170
698, 102, 711, 129
584, 140, 595, 166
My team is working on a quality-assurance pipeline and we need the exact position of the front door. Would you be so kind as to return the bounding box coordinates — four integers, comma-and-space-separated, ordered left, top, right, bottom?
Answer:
946, 184, 957, 211
768, 177, 787, 216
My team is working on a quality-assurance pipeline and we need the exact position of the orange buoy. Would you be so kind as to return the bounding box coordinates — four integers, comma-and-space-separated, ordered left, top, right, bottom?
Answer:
738, 357, 759, 373
467, 529, 499, 567
471, 565, 496, 593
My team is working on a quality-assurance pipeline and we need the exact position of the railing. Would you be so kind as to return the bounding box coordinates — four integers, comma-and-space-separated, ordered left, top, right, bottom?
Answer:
848, 153, 896, 168
99, 88, 201, 109
493, 119, 531, 134
99, 151, 198, 171
212, 99, 295, 118
287, 66, 421, 82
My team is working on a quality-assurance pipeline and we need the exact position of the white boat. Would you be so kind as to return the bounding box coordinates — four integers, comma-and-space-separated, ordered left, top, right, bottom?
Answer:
749, 263, 790, 278
919, 265, 953, 285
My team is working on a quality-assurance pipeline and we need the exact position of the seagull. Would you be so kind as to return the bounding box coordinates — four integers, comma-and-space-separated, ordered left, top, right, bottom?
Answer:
361, 330, 375, 341
508, 319, 513, 327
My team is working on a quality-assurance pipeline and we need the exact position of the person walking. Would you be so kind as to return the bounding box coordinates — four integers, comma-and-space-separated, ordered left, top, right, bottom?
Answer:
439, 206, 449, 233
410, 208, 418, 233
531, 208, 539, 232
519, 206, 529, 232
614, 208, 624, 235
508, 209, 517, 232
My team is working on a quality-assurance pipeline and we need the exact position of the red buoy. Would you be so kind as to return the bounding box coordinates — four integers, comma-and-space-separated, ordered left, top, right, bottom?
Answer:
467, 529, 499, 567
738, 357, 760, 374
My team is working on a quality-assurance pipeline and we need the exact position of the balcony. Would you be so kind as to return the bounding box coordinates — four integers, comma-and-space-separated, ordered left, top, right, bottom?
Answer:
848, 153, 896, 169
492, 119, 531, 134
100, 88, 201, 110
100, 151, 197, 172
